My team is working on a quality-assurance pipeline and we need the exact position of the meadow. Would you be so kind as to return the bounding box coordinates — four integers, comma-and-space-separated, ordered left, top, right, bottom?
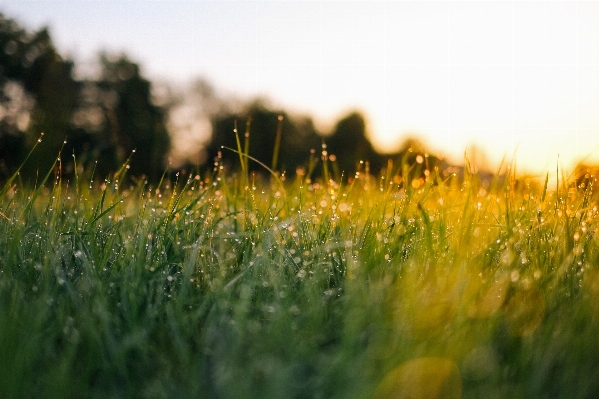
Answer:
1, 142, 599, 399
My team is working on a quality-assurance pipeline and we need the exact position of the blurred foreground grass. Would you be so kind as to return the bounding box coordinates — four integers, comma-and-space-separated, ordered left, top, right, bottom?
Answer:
1, 153, 599, 399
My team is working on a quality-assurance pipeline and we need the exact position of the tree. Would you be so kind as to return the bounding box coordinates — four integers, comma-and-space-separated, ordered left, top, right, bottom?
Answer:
324, 111, 384, 176
0, 13, 79, 181
205, 100, 320, 175
72, 54, 170, 181
390, 136, 443, 185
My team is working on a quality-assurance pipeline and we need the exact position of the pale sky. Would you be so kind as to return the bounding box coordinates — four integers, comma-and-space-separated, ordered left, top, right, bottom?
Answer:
2, 1, 599, 175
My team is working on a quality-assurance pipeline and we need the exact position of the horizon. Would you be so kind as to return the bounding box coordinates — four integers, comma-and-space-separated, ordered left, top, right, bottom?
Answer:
1, 1, 599, 177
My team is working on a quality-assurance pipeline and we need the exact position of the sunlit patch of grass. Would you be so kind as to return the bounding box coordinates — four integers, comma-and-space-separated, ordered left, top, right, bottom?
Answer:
1, 147, 599, 398
372, 357, 462, 399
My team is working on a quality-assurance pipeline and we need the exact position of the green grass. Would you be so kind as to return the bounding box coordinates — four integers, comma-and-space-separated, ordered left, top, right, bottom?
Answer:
1, 152, 599, 399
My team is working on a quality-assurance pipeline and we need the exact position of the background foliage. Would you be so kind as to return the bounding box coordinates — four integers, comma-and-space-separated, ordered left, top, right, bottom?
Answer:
0, 12, 447, 185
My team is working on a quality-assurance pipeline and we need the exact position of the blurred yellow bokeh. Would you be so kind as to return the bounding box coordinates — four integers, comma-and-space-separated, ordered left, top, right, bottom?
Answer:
372, 357, 462, 399
389, 266, 461, 339
465, 274, 509, 319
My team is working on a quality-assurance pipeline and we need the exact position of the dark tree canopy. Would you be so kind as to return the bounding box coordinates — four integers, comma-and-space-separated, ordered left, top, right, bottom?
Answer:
0, 13, 171, 184
205, 101, 321, 175
0, 13, 79, 180
0, 11, 453, 186
324, 111, 383, 176
203, 106, 446, 181
87, 54, 170, 180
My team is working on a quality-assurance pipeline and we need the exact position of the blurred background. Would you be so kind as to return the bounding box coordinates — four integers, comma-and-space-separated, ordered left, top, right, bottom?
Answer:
1, 1, 598, 184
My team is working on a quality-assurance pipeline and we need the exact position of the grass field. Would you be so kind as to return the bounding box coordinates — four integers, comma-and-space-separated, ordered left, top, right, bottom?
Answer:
1, 146, 599, 398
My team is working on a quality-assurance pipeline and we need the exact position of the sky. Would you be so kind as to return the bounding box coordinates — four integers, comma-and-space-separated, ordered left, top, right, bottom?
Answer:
2, 0, 599, 176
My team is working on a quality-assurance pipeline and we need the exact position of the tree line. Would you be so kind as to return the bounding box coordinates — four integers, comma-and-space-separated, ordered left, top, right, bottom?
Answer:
0, 12, 442, 186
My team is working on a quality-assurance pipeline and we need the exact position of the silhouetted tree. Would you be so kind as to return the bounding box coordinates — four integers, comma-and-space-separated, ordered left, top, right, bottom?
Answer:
72, 53, 170, 181
1, 11, 171, 184
390, 136, 443, 184
0, 13, 79, 181
573, 163, 599, 193
0, 11, 451, 186
325, 111, 384, 176
205, 101, 320, 175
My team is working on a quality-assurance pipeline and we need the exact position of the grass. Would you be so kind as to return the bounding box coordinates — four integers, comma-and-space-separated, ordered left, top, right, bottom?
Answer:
1, 146, 599, 399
